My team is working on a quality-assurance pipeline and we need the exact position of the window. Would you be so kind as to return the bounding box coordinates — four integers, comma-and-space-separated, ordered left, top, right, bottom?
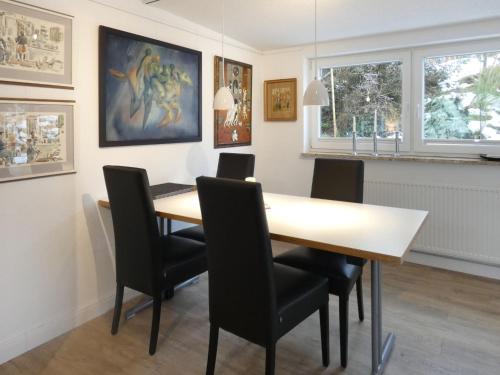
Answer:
424, 52, 500, 141
308, 39, 500, 156
310, 51, 411, 152
414, 39, 500, 154
320, 61, 403, 139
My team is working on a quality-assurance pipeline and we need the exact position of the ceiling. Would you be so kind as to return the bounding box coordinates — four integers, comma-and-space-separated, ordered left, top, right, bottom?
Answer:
147, 0, 500, 51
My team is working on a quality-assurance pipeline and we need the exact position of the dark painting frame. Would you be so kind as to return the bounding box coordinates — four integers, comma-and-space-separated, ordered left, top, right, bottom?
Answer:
214, 56, 252, 148
99, 26, 202, 147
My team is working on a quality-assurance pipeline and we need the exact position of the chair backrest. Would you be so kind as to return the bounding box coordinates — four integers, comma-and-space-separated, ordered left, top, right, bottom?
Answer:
103, 166, 161, 295
310, 159, 366, 266
216, 152, 255, 180
310, 159, 364, 203
196, 176, 276, 344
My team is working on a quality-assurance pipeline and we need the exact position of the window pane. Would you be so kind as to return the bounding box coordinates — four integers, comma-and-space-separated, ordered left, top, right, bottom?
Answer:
320, 61, 402, 138
424, 51, 500, 141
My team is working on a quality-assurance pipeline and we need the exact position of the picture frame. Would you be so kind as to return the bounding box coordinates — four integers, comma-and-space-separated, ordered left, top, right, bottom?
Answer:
0, 98, 76, 183
264, 78, 297, 121
0, 0, 73, 89
99, 26, 202, 147
214, 56, 252, 148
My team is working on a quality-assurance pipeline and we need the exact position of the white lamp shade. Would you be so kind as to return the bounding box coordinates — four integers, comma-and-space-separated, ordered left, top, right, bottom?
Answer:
213, 86, 234, 110
303, 79, 330, 106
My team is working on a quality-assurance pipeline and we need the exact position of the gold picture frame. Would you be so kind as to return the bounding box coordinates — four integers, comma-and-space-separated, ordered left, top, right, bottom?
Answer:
264, 78, 297, 121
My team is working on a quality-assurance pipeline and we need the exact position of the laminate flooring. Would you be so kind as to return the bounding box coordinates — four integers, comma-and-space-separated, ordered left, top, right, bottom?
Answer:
2, 242, 500, 374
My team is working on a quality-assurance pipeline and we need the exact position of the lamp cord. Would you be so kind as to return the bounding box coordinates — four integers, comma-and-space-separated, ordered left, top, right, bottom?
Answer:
314, 0, 318, 80
221, 0, 225, 85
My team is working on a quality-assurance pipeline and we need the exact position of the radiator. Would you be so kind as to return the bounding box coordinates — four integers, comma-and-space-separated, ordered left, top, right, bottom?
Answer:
364, 180, 500, 266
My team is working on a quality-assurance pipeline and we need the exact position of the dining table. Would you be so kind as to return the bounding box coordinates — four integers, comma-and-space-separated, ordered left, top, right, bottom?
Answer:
98, 189, 427, 375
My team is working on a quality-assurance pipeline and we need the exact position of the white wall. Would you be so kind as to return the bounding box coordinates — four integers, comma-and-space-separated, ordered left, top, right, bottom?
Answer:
2, 0, 500, 364
254, 19, 500, 278
0, 0, 261, 363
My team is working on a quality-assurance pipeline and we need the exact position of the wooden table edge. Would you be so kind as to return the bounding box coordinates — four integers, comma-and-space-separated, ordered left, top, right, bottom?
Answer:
97, 197, 432, 265
270, 233, 405, 264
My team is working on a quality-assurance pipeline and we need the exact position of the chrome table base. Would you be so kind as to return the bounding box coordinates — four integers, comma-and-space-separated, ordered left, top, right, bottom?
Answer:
371, 260, 395, 375
126, 217, 192, 320
125, 276, 200, 320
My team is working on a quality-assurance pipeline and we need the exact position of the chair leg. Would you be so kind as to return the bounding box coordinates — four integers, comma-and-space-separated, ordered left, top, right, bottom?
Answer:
111, 284, 124, 335
339, 295, 349, 368
319, 303, 330, 367
356, 275, 364, 322
265, 343, 276, 375
206, 324, 219, 375
149, 295, 162, 355
164, 287, 175, 301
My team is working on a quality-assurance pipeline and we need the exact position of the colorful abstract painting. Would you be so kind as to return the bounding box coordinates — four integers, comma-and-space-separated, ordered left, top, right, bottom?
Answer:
214, 56, 252, 148
99, 26, 202, 147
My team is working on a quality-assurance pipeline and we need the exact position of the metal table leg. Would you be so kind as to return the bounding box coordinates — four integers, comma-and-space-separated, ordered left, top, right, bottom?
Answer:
125, 297, 154, 320
124, 276, 201, 320
371, 260, 395, 375
160, 218, 172, 235
160, 217, 165, 235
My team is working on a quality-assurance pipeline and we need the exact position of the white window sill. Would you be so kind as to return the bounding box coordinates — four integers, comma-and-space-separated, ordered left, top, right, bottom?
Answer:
302, 151, 500, 166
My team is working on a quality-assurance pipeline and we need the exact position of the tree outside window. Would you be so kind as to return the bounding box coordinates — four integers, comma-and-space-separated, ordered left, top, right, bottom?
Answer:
319, 61, 402, 139
424, 51, 500, 141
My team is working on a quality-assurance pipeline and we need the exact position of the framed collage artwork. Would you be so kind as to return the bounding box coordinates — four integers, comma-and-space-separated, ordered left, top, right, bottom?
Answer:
0, 0, 73, 88
0, 99, 75, 183
0, 1, 75, 182
214, 56, 252, 148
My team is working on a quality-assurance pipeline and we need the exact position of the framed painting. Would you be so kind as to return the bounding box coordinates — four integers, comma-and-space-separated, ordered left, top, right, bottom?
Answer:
214, 56, 252, 148
99, 26, 202, 147
0, 0, 73, 88
0, 99, 75, 183
264, 78, 297, 121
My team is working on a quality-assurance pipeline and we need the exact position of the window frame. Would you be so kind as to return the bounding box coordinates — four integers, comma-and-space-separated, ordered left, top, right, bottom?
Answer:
413, 38, 500, 155
308, 50, 412, 153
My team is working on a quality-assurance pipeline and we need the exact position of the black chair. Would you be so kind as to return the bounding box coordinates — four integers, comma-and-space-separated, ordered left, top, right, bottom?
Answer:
103, 165, 207, 355
197, 176, 330, 375
173, 152, 255, 242
215, 152, 255, 180
274, 158, 366, 368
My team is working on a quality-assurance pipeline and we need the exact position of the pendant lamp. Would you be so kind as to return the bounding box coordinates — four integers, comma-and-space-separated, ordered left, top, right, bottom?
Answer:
213, 0, 234, 110
303, 0, 329, 106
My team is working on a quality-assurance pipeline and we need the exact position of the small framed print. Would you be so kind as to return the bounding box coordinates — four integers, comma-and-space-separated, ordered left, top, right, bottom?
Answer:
0, 99, 75, 183
0, 0, 73, 88
264, 78, 297, 121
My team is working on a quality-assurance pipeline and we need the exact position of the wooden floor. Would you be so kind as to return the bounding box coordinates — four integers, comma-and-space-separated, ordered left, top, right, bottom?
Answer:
2, 242, 500, 375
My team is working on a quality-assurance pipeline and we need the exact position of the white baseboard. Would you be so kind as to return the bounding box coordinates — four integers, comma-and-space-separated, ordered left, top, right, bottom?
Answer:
0, 289, 140, 365
408, 249, 500, 280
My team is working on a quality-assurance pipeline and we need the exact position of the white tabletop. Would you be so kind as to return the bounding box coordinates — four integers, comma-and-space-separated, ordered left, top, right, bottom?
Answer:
151, 191, 428, 264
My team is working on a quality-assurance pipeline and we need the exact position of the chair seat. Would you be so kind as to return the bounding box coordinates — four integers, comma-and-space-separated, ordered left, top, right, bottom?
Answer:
173, 224, 205, 242
274, 263, 329, 339
346, 256, 368, 267
274, 247, 362, 297
160, 235, 207, 287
